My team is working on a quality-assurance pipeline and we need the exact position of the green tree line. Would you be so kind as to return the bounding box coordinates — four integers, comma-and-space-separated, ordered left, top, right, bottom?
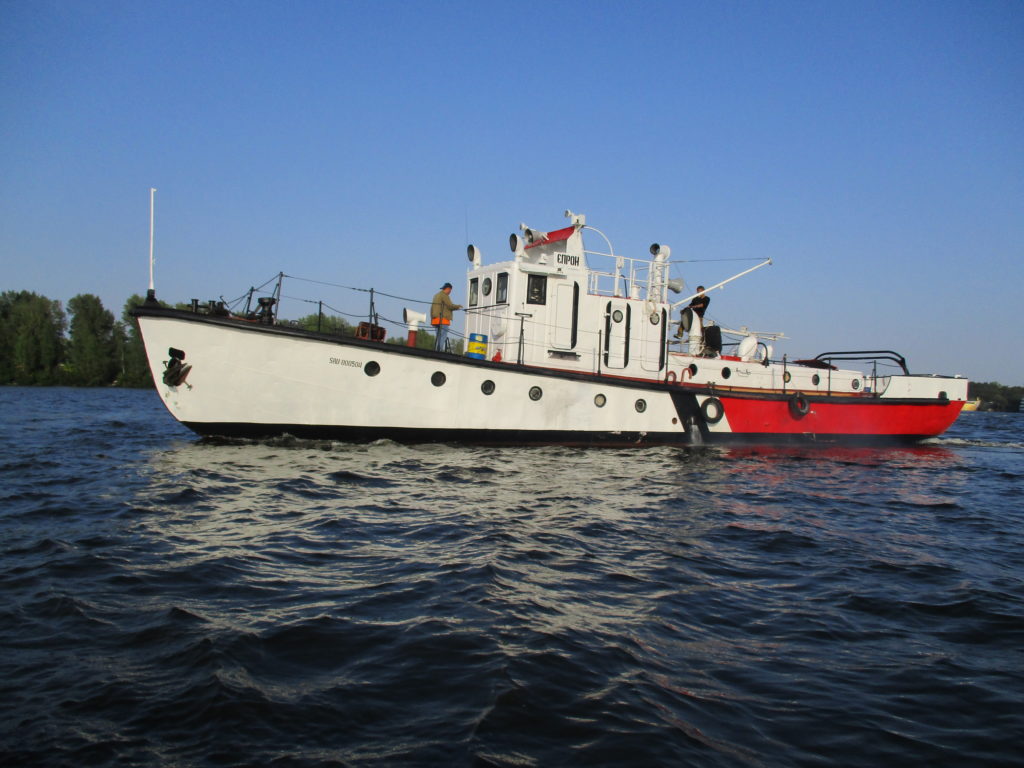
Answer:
1, 291, 461, 387
967, 382, 1024, 412
0, 291, 155, 387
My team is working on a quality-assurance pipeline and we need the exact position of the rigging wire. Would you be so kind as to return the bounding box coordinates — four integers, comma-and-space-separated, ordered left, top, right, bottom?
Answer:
283, 274, 430, 305
280, 294, 374, 321
223, 264, 782, 360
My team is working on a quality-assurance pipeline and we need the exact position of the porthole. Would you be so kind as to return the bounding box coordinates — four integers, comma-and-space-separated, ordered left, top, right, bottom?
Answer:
594, 394, 607, 408
688, 363, 698, 377
783, 371, 792, 383
482, 277, 492, 296
635, 399, 647, 413
852, 379, 861, 390
812, 374, 820, 386
481, 379, 495, 395
431, 371, 446, 387
364, 361, 381, 377
649, 312, 660, 325
722, 367, 731, 379
612, 309, 624, 323
529, 386, 543, 401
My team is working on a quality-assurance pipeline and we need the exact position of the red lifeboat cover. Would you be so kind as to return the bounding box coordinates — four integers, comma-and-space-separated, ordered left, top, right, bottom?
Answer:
524, 225, 577, 250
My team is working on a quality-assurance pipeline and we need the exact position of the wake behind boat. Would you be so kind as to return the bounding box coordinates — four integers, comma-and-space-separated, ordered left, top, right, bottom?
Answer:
133, 209, 968, 445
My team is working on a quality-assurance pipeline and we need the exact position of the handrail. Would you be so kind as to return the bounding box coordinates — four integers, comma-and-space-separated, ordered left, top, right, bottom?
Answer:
811, 350, 909, 375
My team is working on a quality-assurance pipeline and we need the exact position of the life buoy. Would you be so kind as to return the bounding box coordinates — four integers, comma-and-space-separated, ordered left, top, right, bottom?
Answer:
789, 393, 810, 418
701, 396, 724, 424
667, 370, 677, 383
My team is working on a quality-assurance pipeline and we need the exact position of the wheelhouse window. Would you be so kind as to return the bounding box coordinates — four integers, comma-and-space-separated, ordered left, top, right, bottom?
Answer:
496, 272, 509, 304
527, 274, 547, 305
469, 278, 479, 307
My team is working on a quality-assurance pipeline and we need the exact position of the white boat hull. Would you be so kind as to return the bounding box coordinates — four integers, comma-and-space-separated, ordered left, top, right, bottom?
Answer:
137, 310, 966, 445
140, 313, 691, 443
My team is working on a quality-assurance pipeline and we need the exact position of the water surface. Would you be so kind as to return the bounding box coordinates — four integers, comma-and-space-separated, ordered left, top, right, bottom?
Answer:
1, 388, 1022, 766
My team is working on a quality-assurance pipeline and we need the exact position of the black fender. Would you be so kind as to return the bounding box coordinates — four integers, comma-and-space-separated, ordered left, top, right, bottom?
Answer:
789, 393, 810, 418
701, 396, 724, 424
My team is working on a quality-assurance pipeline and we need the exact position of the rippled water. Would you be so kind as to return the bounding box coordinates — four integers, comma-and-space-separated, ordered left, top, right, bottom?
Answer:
2, 387, 1022, 767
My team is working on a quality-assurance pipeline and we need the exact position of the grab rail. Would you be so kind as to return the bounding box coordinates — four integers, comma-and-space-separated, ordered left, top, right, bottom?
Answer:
811, 350, 909, 376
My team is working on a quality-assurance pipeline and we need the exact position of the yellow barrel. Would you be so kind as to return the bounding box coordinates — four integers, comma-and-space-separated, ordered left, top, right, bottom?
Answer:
467, 333, 488, 360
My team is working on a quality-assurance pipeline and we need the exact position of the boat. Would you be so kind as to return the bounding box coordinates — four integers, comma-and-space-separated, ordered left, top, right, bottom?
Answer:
960, 398, 982, 412
133, 209, 968, 445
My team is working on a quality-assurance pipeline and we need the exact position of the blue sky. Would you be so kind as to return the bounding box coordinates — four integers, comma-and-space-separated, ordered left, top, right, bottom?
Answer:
2, 0, 1021, 384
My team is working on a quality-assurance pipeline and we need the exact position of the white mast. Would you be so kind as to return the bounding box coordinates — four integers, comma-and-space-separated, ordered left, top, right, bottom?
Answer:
148, 187, 156, 294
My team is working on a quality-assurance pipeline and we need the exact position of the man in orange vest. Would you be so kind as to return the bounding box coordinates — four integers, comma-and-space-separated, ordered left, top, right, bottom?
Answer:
431, 282, 462, 351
